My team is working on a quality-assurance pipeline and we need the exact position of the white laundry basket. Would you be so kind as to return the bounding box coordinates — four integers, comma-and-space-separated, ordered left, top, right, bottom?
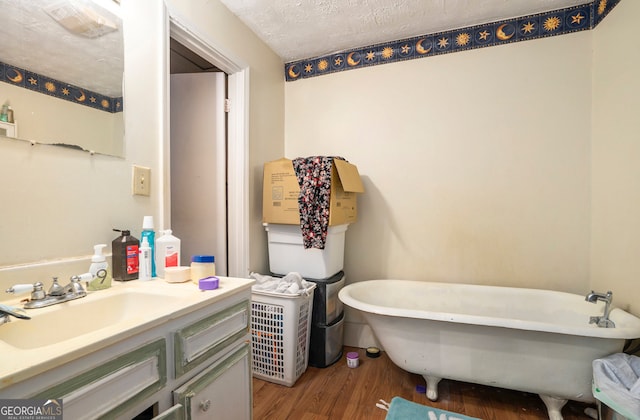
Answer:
251, 286, 316, 387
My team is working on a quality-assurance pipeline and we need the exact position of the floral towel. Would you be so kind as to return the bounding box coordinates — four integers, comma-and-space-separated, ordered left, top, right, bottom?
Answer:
292, 156, 343, 249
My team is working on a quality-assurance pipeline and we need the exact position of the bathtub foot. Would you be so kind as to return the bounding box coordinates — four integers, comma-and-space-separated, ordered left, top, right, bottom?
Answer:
539, 394, 567, 420
421, 375, 442, 401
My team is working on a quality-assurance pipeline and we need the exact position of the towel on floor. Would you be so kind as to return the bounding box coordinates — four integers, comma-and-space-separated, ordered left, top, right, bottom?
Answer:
250, 272, 315, 296
378, 397, 480, 420
592, 353, 640, 419
292, 156, 344, 249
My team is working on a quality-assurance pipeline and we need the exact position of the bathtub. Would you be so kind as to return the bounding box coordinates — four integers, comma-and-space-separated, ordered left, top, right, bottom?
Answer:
338, 280, 640, 420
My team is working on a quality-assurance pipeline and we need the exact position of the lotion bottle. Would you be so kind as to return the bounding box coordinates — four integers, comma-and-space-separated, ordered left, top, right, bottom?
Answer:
87, 244, 111, 291
155, 229, 181, 278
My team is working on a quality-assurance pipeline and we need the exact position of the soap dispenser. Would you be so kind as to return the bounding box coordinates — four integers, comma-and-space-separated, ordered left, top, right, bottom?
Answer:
87, 244, 111, 291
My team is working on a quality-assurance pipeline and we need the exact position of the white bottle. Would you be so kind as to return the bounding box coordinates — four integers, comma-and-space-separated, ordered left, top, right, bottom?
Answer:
155, 229, 181, 278
89, 244, 109, 279
139, 237, 152, 281
86, 244, 111, 291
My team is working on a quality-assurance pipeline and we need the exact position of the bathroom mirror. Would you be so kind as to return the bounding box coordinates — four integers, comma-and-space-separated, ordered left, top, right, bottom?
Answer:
0, 0, 124, 157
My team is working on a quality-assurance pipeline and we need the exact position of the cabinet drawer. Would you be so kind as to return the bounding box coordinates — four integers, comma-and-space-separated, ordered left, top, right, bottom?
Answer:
173, 300, 249, 377
173, 342, 252, 420
33, 339, 166, 420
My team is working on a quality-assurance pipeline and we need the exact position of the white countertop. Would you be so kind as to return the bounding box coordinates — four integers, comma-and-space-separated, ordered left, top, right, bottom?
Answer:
0, 276, 254, 390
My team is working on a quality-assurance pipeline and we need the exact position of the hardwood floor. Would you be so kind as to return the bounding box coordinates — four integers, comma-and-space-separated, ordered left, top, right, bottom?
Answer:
253, 346, 595, 420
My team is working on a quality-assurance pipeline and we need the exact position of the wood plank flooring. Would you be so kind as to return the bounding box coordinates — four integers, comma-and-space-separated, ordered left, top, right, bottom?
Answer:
253, 346, 595, 420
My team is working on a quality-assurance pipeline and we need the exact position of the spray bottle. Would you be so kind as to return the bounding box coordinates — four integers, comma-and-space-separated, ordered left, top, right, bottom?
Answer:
138, 237, 152, 281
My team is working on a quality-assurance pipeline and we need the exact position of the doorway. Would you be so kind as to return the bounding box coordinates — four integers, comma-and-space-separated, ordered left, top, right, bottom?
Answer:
167, 15, 249, 277
170, 38, 227, 275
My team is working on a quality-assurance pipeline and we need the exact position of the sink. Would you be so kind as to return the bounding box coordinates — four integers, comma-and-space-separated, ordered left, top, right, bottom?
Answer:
0, 290, 184, 349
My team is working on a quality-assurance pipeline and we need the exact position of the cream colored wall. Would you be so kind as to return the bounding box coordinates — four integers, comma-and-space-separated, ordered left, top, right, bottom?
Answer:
0, 0, 283, 290
592, 1, 640, 316
286, 33, 592, 298
165, 0, 285, 274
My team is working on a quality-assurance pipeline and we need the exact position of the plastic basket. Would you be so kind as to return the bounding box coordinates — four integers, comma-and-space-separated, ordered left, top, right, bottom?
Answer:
250, 285, 315, 387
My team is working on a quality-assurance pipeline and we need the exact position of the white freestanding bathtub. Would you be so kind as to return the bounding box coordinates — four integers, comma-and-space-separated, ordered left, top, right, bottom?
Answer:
338, 280, 640, 420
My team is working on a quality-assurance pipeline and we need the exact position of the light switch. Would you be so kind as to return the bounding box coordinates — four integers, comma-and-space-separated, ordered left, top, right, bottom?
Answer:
132, 165, 151, 196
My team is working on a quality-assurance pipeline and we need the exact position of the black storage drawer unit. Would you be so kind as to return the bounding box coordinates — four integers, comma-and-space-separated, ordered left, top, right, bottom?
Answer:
309, 271, 345, 325
309, 312, 344, 368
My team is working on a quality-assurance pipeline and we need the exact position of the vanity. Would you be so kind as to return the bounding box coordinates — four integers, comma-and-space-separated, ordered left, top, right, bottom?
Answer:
0, 277, 254, 420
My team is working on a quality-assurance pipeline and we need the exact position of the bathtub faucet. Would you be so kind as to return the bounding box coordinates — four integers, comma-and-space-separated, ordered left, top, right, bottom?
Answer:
585, 290, 615, 328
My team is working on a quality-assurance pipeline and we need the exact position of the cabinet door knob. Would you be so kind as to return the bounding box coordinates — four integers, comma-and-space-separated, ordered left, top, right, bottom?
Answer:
200, 399, 211, 412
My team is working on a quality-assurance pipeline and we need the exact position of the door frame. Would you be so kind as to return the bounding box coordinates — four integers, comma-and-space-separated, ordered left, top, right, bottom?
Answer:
163, 6, 250, 277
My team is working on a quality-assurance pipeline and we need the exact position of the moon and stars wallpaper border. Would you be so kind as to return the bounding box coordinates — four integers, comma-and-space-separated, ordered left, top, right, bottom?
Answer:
285, 0, 621, 82
0, 61, 123, 114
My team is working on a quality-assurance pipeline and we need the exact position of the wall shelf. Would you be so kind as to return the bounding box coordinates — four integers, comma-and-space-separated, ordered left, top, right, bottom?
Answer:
0, 120, 17, 138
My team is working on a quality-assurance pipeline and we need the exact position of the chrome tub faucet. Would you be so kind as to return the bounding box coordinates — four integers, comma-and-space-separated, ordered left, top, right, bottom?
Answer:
585, 290, 615, 328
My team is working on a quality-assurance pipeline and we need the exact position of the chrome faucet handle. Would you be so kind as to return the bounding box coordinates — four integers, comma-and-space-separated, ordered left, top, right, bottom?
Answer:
6, 282, 45, 301
48, 277, 65, 296
68, 276, 87, 296
591, 315, 615, 328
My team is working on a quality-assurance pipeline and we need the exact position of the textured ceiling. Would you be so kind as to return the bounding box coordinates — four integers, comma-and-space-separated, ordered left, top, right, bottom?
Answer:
0, 0, 123, 97
220, 0, 593, 62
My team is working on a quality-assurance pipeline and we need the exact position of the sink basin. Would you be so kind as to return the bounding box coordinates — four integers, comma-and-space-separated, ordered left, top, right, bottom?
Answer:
0, 290, 184, 349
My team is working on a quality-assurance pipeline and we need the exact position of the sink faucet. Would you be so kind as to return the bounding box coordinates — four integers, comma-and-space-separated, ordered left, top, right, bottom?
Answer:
585, 290, 615, 328
0, 303, 30, 325
6, 276, 87, 309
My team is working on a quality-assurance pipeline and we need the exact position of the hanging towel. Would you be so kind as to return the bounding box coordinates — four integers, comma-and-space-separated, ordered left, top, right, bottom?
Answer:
292, 156, 343, 249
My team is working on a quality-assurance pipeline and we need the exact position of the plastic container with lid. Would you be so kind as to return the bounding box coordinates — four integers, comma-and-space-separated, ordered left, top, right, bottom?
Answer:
346, 352, 359, 368
191, 255, 215, 284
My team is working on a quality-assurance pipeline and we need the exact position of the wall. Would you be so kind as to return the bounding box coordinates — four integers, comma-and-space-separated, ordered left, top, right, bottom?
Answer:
165, 0, 284, 275
591, 0, 640, 315
0, 0, 283, 290
285, 33, 593, 344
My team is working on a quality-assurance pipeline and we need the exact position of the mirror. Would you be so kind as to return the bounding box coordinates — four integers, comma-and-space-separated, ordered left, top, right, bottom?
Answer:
0, 0, 124, 157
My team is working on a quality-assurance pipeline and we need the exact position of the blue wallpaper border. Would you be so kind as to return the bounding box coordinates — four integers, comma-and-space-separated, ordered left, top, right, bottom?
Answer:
285, 0, 621, 81
0, 61, 123, 113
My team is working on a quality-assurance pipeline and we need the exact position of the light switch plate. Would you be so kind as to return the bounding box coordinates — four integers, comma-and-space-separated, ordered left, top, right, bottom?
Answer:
132, 165, 151, 196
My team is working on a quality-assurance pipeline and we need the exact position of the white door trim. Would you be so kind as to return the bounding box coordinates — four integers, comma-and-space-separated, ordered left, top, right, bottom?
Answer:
164, 6, 250, 277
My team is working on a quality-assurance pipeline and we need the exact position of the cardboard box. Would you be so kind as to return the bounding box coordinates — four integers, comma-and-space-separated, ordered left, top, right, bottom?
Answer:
262, 158, 364, 225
